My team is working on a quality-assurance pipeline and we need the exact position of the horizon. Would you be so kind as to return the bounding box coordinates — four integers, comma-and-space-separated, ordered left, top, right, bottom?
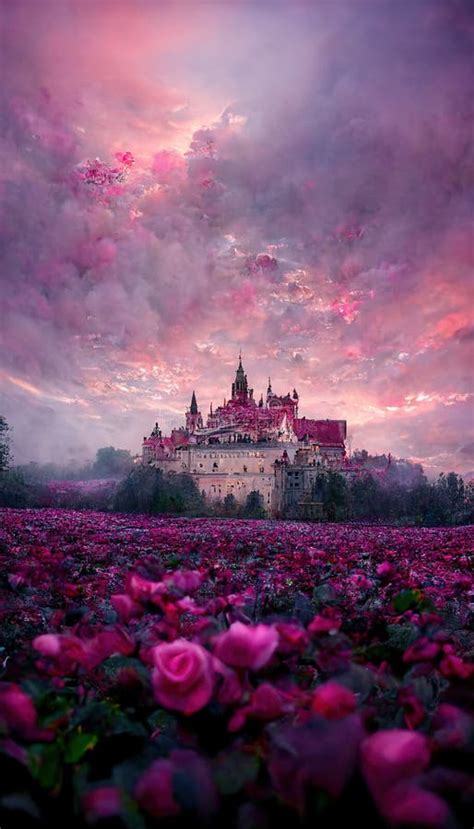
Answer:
1, 0, 473, 476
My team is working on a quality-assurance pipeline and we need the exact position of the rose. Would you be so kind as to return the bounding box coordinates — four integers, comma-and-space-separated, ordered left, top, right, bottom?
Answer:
135, 758, 179, 819
0, 683, 52, 741
360, 729, 448, 826
361, 729, 431, 791
311, 681, 356, 720
111, 593, 143, 622
136, 750, 217, 820
213, 622, 278, 670
82, 787, 122, 822
150, 639, 213, 715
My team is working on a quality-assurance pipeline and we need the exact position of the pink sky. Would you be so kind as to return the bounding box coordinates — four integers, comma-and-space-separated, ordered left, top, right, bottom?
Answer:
0, 0, 473, 476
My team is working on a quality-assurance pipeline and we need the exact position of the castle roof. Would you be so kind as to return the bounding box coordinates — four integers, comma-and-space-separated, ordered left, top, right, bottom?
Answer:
190, 390, 198, 414
294, 418, 346, 445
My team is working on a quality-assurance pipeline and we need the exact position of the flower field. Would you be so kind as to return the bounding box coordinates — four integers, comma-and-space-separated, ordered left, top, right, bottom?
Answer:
0, 508, 473, 828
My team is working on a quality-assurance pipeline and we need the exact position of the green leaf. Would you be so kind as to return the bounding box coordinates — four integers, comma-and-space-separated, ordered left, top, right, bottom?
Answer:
28, 743, 62, 790
392, 589, 433, 613
64, 731, 98, 763
214, 750, 260, 796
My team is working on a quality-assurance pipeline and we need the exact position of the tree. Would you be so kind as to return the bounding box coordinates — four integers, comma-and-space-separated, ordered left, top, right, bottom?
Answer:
113, 467, 204, 515
222, 493, 238, 516
93, 447, 134, 478
319, 471, 349, 521
242, 490, 266, 519
0, 415, 11, 471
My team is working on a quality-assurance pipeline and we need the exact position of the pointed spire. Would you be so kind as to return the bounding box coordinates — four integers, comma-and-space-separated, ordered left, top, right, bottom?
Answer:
190, 390, 198, 414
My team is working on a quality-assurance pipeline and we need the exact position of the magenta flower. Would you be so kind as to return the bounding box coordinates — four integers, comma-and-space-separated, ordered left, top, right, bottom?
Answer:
82, 786, 122, 821
135, 758, 180, 818
150, 639, 214, 715
361, 729, 431, 791
0, 683, 51, 741
213, 622, 279, 670
111, 593, 143, 622
311, 681, 356, 720
360, 728, 448, 825
403, 637, 440, 663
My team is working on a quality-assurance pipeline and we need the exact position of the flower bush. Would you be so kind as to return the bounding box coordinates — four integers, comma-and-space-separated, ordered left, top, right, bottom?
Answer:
0, 508, 473, 827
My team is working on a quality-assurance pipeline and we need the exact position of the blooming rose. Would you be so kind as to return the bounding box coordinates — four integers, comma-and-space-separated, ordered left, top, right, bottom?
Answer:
150, 639, 213, 715
311, 681, 356, 720
213, 622, 278, 670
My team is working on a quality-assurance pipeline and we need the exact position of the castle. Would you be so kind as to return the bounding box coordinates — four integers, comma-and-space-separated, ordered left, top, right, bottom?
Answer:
142, 355, 347, 515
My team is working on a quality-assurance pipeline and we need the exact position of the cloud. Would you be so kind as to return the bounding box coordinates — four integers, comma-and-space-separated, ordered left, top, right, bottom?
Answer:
0, 0, 472, 473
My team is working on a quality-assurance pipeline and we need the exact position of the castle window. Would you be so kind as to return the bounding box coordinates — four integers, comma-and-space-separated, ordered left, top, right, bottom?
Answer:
199, 463, 203, 468
243, 465, 247, 472
213, 462, 218, 469
259, 466, 264, 473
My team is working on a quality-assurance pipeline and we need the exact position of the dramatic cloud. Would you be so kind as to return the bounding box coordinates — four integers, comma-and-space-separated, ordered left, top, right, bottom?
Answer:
1, 0, 472, 474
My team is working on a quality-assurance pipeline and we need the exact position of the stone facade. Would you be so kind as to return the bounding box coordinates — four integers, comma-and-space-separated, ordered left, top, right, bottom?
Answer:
142, 356, 347, 514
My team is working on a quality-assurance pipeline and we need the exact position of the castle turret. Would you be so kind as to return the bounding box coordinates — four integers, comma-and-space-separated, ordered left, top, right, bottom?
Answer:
186, 390, 203, 433
266, 377, 273, 404
292, 388, 299, 416
231, 352, 249, 401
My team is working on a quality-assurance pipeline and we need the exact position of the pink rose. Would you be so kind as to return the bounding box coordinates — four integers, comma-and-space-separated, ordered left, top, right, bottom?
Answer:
229, 682, 292, 731
275, 622, 309, 654
213, 622, 278, 670
150, 639, 213, 715
439, 653, 473, 679
33, 633, 62, 657
82, 786, 122, 822
0, 683, 51, 741
403, 637, 440, 663
311, 681, 356, 720
376, 561, 395, 580
378, 783, 449, 827
126, 573, 165, 602
361, 729, 431, 792
308, 614, 341, 635
135, 750, 217, 820
111, 593, 143, 623
135, 758, 179, 818
166, 569, 203, 594
359, 728, 448, 825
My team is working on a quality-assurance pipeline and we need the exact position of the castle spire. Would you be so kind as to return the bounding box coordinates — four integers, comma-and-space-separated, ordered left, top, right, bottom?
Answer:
190, 390, 198, 414
232, 351, 248, 400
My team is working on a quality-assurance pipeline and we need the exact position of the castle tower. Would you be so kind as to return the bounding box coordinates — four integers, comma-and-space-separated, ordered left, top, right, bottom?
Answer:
292, 388, 299, 417
231, 352, 249, 401
266, 377, 273, 405
186, 390, 203, 433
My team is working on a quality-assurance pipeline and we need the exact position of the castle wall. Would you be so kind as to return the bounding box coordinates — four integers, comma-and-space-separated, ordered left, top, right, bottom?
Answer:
195, 472, 274, 512
184, 444, 297, 475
